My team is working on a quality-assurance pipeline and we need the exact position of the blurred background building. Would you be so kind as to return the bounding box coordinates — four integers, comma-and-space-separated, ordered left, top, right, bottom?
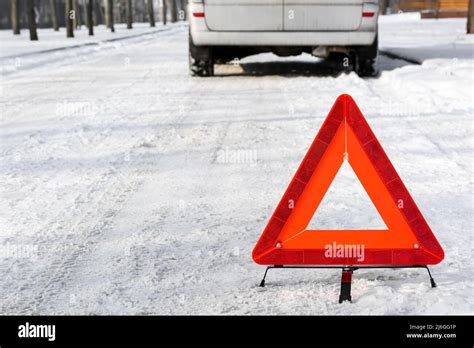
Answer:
381, 0, 468, 18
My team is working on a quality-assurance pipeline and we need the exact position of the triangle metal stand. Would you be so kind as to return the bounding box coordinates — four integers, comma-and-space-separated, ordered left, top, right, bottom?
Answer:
258, 265, 437, 303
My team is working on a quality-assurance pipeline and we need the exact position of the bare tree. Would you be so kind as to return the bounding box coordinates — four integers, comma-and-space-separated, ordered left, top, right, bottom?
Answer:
386, 0, 400, 14
66, 0, 74, 37
73, 0, 82, 29
86, 0, 93, 35
94, 0, 103, 25
50, 0, 59, 31
73, 0, 77, 28
126, 0, 132, 29
147, 0, 156, 27
160, 0, 166, 25
27, 0, 38, 40
116, 0, 123, 23
179, 0, 187, 20
468, 0, 474, 34
170, 0, 177, 22
379, 0, 388, 15
104, 0, 110, 28
11, 0, 21, 35
107, 0, 114, 32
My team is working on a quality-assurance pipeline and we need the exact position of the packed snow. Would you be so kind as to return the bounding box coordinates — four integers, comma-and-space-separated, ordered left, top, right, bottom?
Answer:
0, 13, 473, 315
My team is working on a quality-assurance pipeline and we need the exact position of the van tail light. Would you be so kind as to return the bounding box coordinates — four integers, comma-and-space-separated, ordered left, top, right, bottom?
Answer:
362, 12, 375, 17
193, 12, 205, 18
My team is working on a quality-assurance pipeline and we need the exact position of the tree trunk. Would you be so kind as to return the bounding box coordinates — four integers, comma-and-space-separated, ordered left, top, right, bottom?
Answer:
73, 0, 77, 28
86, 0, 94, 35
116, 1, 122, 24
93, 0, 102, 25
160, 0, 166, 25
468, 0, 474, 34
79, 0, 84, 28
391, 0, 400, 14
170, 0, 177, 22
66, 0, 74, 37
179, 0, 187, 20
73, 0, 82, 29
50, 0, 59, 31
148, 0, 156, 27
379, 0, 388, 15
27, 0, 38, 40
126, 0, 132, 29
11, 0, 21, 35
104, 0, 110, 28
107, 0, 114, 32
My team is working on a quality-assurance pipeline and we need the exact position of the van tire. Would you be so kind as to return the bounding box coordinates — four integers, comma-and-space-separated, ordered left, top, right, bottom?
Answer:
354, 35, 378, 77
189, 32, 214, 77
355, 58, 377, 77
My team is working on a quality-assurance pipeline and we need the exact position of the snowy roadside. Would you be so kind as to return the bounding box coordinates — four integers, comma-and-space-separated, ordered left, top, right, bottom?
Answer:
0, 23, 177, 58
0, 14, 473, 315
0, 22, 185, 75
379, 13, 474, 63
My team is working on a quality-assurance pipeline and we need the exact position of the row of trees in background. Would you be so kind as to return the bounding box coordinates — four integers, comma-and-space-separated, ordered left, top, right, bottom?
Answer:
6, 0, 474, 40
8, 0, 188, 40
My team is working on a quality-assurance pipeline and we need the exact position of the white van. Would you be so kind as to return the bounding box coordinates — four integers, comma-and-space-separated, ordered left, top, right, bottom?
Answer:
188, 0, 379, 76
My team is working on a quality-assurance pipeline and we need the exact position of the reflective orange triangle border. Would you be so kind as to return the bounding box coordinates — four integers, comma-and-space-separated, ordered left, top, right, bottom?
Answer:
252, 94, 444, 266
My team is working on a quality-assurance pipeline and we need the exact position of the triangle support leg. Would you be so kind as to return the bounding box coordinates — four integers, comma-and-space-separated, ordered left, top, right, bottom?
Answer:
259, 267, 270, 287
425, 266, 437, 288
339, 267, 354, 303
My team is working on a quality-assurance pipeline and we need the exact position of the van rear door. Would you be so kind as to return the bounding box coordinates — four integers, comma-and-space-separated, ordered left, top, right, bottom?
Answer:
204, 0, 284, 31
283, 0, 364, 31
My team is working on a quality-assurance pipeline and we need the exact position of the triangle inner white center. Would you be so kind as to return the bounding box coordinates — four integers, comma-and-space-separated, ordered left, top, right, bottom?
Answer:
307, 161, 388, 230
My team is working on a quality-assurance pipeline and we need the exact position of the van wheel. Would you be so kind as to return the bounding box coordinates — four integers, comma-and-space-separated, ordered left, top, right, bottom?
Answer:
189, 58, 214, 77
189, 32, 214, 77
355, 58, 377, 77
354, 35, 378, 77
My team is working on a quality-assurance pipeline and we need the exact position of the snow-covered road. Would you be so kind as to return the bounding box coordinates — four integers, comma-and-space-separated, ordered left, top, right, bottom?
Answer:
1, 14, 473, 314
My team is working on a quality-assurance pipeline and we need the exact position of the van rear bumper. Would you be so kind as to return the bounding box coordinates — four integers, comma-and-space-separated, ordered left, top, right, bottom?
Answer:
190, 29, 377, 47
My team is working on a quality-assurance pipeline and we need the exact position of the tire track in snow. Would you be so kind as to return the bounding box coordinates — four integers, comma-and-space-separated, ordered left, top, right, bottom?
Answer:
88, 80, 226, 314
1, 131, 147, 314
1, 26, 193, 314
3, 32, 216, 314
0, 24, 185, 77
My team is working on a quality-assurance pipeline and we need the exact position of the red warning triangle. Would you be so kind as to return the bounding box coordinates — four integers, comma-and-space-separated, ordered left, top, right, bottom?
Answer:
252, 95, 444, 266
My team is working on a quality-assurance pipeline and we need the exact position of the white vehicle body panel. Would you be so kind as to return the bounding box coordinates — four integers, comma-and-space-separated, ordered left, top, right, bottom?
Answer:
190, 0, 378, 46
204, 0, 284, 31
283, 0, 364, 31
